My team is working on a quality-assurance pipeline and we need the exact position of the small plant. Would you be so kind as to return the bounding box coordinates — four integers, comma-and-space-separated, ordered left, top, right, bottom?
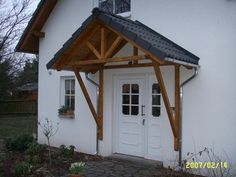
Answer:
38, 118, 59, 167
58, 106, 68, 114
69, 162, 85, 175
58, 106, 74, 116
12, 161, 31, 177
25, 142, 47, 165
60, 144, 76, 158
5, 134, 34, 152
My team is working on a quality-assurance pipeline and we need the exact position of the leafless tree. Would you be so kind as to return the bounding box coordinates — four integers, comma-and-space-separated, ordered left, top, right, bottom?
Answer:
0, 0, 33, 75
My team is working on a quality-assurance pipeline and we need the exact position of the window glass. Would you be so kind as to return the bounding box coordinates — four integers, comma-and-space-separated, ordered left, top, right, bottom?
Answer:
122, 95, 129, 104
122, 84, 130, 93
64, 78, 75, 110
131, 95, 139, 104
152, 83, 161, 117
122, 106, 129, 115
98, 0, 131, 14
131, 84, 139, 93
122, 83, 139, 116
152, 107, 160, 117
131, 106, 138, 115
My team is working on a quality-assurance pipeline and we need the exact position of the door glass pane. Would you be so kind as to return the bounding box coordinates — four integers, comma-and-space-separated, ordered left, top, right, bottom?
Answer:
131, 95, 139, 104
131, 106, 139, 115
122, 106, 129, 115
152, 95, 160, 105
131, 84, 139, 93
152, 107, 160, 117
122, 95, 130, 104
122, 84, 130, 93
152, 84, 160, 94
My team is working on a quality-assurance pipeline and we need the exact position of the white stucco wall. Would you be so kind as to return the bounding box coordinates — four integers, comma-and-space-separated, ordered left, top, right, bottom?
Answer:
38, 0, 97, 154
37, 0, 236, 170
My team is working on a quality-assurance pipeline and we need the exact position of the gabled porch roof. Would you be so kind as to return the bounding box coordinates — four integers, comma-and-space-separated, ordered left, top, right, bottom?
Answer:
47, 8, 199, 72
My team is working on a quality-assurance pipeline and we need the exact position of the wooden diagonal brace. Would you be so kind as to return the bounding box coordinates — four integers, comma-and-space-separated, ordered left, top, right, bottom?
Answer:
74, 69, 100, 128
152, 61, 177, 138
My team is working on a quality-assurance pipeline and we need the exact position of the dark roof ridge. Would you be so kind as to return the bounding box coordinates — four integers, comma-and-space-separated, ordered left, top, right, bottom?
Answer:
135, 20, 200, 61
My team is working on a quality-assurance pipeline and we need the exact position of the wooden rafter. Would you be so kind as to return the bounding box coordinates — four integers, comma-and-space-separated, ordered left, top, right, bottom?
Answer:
105, 36, 123, 58
70, 55, 146, 66
174, 65, 180, 151
74, 69, 100, 128
86, 41, 101, 59
152, 61, 177, 138
98, 68, 104, 140
102, 24, 165, 64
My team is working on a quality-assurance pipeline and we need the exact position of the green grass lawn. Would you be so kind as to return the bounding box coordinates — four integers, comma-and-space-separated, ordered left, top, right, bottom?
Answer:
0, 115, 37, 138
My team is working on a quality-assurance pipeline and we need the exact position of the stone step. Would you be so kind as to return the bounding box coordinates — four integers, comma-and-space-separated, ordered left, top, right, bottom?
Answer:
106, 153, 163, 169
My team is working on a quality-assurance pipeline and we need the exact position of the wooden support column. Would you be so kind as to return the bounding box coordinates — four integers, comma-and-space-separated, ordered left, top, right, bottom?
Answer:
133, 46, 138, 64
101, 28, 106, 58
152, 61, 177, 138
74, 69, 100, 128
98, 68, 104, 140
174, 65, 180, 151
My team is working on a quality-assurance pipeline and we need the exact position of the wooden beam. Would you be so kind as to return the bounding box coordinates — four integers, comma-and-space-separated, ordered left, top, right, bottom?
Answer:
101, 28, 106, 58
105, 36, 123, 58
70, 55, 146, 65
152, 61, 177, 138
86, 41, 101, 59
98, 69, 104, 140
102, 24, 164, 64
174, 65, 180, 151
133, 46, 138, 64
104, 63, 153, 69
74, 69, 100, 128
32, 31, 45, 38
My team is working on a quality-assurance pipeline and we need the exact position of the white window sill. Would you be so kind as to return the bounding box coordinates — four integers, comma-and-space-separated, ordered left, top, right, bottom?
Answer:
58, 113, 74, 119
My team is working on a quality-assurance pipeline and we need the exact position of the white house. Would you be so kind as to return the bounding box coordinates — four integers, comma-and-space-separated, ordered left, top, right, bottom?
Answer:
16, 0, 236, 169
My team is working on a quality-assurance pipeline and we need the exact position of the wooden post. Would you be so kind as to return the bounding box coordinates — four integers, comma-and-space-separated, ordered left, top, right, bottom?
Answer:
74, 69, 100, 128
101, 28, 106, 58
174, 65, 180, 151
98, 68, 104, 140
152, 61, 177, 138
133, 46, 138, 64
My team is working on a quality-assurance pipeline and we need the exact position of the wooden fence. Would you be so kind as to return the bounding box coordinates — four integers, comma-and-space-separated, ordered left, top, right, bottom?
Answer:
0, 100, 37, 115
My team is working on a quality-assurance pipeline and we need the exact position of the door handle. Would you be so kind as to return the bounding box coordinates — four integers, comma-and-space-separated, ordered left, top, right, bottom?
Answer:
142, 119, 145, 125
141, 105, 145, 116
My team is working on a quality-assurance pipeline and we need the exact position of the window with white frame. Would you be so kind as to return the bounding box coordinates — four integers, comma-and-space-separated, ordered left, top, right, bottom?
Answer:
61, 77, 75, 110
97, 0, 131, 15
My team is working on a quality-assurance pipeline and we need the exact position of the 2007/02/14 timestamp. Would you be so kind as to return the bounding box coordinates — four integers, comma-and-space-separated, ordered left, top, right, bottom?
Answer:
185, 161, 228, 169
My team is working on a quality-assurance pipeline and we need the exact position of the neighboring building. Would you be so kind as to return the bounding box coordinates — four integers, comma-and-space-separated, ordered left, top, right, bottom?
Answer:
18, 83, 38, 100
16, 0, 236, 169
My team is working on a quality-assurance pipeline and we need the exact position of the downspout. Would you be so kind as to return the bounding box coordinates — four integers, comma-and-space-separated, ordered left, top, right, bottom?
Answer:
85, 72, 99, 155
179, 67, 199, 167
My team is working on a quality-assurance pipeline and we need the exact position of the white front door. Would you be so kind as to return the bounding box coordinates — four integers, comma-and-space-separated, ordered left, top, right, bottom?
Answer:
115, 74, 162, 159
117, 77, 145, 157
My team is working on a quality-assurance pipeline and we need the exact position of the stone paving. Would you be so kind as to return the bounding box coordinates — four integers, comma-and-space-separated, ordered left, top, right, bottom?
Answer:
78, 157, 164, 177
